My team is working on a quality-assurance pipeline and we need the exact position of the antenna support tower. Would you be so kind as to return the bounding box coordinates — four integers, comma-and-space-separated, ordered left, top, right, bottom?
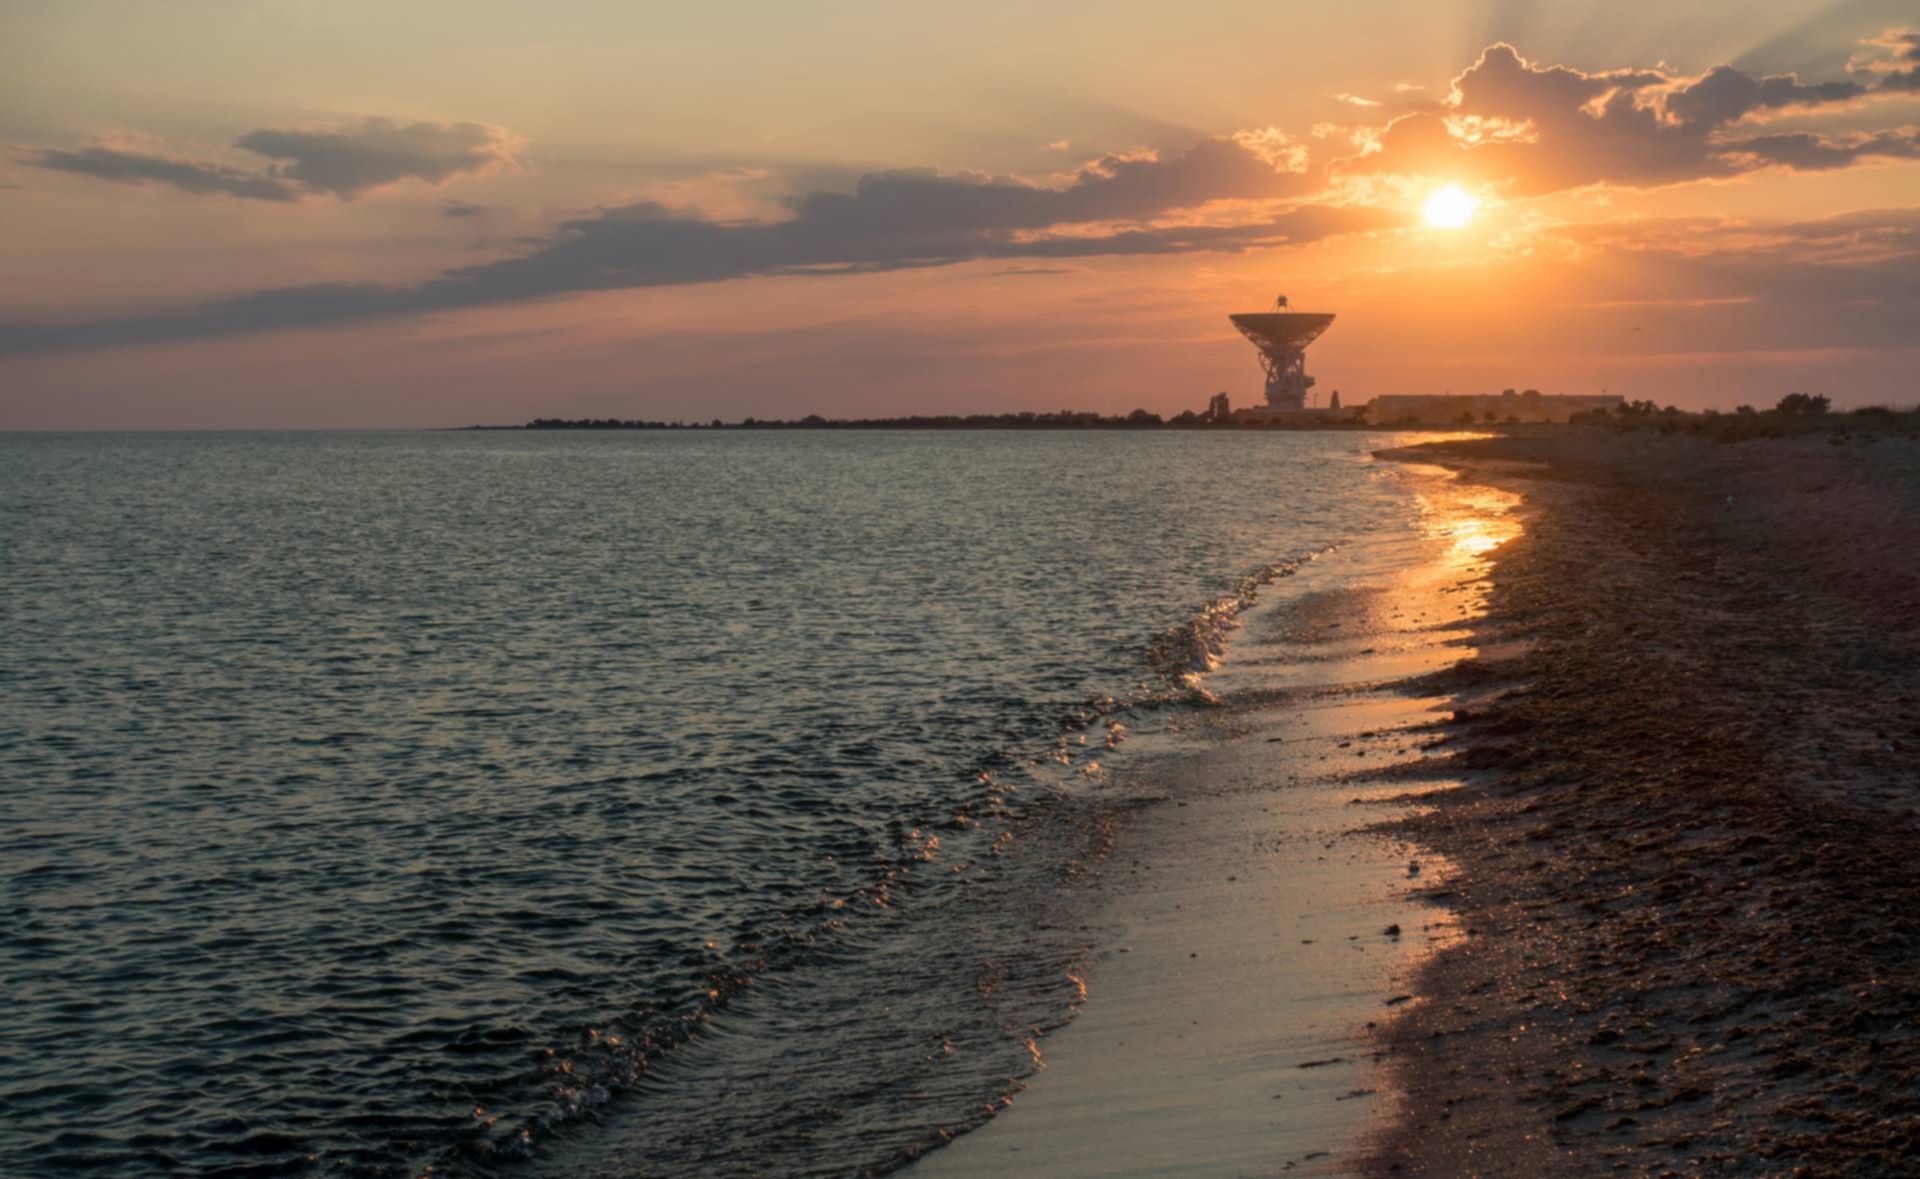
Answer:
1229, 294, 1336, 413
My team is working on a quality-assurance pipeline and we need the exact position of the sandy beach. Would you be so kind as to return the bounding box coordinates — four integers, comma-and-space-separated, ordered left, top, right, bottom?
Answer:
909, 426, 1920, 1177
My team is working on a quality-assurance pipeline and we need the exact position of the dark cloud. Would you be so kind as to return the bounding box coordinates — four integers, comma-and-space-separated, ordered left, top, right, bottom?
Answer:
1865, 31, 1920, 92
1338, 45, 1741, 195
0, 140, 1399, 354
784, 137, 1310, 235
1664, 66, 1864, 129
440, 199, 484, 218
1730, 129, 1920, 171
1339, 31, 1920, 196
27, 118, 520, 202
29, 145, 301, 201
234, 119, 519, 198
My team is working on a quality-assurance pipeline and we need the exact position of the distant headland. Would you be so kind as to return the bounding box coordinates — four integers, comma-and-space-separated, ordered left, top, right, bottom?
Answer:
461, 388, 1625, 432
462, 409, 1379, 431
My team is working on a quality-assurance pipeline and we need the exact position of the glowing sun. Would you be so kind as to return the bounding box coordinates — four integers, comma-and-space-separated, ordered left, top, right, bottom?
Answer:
1423, 184, 1479, 228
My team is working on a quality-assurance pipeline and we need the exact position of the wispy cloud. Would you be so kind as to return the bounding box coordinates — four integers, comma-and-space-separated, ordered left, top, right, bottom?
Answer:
234, 119, 521, 198
31, 145, 302, 201
1851, 29, 1920, 91
0, 134, 1401, 353
27, 118, 522, 202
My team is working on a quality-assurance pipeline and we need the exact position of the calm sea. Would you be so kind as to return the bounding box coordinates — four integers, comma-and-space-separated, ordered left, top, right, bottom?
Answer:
1, 430, 1425, 1177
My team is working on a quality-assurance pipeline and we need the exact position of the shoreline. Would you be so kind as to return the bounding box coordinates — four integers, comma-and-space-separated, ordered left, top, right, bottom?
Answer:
1367, 430, 1920, 1173
905, 461, 1516, 1175
903, 425, 1920, 1175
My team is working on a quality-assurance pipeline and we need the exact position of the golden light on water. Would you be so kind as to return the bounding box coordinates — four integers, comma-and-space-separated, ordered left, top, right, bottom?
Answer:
1423, 184, 1479, 229
1409, 470, 1522, 572
1448, 515, 1513, 557
1439, 487, 1522, 564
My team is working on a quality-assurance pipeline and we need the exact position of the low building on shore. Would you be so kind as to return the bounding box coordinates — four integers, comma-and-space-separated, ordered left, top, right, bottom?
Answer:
1365, 390, 1624, 424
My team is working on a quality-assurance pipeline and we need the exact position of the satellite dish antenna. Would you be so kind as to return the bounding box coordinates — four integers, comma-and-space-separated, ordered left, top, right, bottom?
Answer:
1229, 299, 1335, 415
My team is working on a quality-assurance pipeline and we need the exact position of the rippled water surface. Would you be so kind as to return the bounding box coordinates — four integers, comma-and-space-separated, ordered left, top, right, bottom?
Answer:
1, 430, 1426, 1176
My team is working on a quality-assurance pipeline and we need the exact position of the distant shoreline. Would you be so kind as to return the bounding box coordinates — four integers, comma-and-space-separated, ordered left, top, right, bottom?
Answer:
460, 414, 1442, 432
459, 402, 1920, 438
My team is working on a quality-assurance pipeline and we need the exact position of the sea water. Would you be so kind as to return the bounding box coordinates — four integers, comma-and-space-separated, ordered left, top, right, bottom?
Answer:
0, 429, 1427, 1176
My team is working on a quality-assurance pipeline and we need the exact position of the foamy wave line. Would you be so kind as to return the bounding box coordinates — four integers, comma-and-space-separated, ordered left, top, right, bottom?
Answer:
420, 546, 1337, 1172
1145, 547, 1334, 699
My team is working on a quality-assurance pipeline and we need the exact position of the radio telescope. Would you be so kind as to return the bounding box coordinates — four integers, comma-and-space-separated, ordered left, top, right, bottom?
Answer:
1229, 295, 1336, 413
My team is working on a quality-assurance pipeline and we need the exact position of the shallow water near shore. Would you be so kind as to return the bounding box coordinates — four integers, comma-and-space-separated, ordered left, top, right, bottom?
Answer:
907, 463, 1518, 1177
4, 429, 1458, 1177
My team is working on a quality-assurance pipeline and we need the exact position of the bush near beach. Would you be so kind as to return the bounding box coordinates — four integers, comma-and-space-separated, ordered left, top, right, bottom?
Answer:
1569, 395, 1920, 442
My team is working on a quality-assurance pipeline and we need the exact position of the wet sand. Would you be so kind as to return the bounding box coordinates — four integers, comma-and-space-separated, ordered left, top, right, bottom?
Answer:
910, 464, 1516, 1176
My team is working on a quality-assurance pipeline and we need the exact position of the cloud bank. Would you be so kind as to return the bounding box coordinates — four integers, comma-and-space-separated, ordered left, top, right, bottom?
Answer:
6, 31, 1917, 356
1338, 30, 1920, 195
29, 118, 520, 201
2, 139, 1400, 353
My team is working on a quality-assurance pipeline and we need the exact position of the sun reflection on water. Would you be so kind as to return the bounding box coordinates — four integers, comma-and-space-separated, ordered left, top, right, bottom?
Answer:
1447, 509, 1518, 559
1417, 483, 1522, 570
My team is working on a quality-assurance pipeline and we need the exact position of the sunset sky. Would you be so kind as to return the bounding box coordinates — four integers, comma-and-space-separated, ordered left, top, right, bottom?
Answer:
2, 0, 1917, 427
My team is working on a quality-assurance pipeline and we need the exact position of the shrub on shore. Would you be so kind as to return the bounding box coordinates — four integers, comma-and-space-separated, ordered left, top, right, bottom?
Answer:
1569, 397, 1919, 442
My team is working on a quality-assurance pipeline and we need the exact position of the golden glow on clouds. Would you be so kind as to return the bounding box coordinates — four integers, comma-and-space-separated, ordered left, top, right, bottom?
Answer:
1423, 184, 1479, 228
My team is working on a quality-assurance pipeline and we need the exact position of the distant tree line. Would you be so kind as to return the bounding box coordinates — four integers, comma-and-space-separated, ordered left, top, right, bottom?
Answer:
467, 389, 1916, 438
1570, 393, 1919, 441
519, 410, 1175, 430
491, 400, 1381, 432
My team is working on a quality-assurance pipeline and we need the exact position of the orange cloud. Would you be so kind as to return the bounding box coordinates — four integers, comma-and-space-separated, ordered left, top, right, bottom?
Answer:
1337, 32, 1920, 197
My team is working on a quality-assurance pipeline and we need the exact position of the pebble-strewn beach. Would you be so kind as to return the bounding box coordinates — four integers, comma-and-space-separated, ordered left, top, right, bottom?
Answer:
1371, 430, 1920, 1174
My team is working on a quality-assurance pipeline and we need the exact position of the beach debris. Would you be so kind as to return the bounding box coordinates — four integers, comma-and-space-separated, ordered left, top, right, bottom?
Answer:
1296, 1057, 1345, 1069
1384, 994, 1414, 1006
1554, 1096, 1606, 1121
1384, 924, 1402, 937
